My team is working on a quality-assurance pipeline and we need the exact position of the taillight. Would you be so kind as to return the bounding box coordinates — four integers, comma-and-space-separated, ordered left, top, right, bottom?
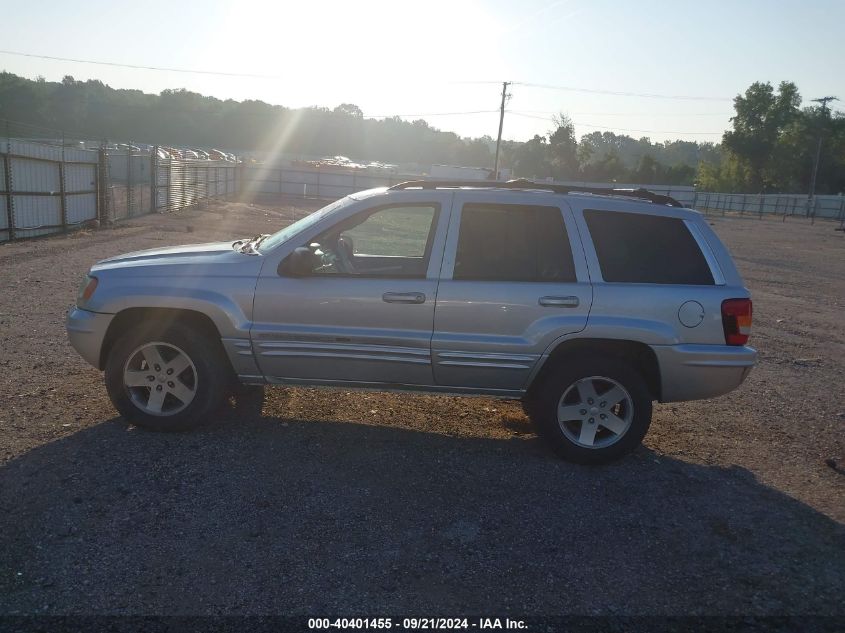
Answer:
721, 298, 752, 346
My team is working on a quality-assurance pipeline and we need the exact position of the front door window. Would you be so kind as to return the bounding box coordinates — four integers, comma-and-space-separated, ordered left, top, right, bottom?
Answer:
308, 205, 439, 278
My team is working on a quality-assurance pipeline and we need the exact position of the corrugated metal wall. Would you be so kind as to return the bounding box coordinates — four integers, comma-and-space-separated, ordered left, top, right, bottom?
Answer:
1, 132, 241, 242
154, 157, 237, 213
0, 154, 9, 239
240, 165, 409, 199
1, 139, 99, 241
240, 165, 701, 206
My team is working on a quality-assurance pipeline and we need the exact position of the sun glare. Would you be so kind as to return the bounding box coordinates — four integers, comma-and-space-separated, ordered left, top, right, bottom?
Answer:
213, 1, 507, 114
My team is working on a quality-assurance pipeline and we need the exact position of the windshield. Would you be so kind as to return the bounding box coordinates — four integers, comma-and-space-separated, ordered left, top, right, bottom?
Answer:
258, 197, 348, 251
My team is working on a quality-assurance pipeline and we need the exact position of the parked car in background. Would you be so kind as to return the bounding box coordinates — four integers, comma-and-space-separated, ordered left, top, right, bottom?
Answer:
66, 180, 755, 463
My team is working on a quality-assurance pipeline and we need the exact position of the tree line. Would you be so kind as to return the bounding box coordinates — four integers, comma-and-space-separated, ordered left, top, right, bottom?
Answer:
0, 72, 842, 193
699, 81, 844, 194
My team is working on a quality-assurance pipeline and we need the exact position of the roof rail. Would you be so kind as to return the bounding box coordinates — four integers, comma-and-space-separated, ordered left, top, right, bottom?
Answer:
388, 178, 685, 208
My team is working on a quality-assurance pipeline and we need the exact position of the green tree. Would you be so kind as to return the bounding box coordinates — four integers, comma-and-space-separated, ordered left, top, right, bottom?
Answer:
333, 103, 363, 118
631, 154, 660, 184
0, 70, 729, 188
547, 114, 579, 180
696, 153, 749, 191
722, 81, 801, 191
505, 135, 551, 178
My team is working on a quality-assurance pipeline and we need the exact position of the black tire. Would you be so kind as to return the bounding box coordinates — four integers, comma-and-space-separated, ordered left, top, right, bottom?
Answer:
524, 354, 652, 464
105, 322, 230, 431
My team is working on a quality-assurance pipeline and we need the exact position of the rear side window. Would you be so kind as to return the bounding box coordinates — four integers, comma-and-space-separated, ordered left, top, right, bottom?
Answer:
584, 210, 714, 285
454, 203, 576, 282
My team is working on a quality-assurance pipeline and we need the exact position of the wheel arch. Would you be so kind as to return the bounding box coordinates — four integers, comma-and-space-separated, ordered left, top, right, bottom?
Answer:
527, 337, 662, 401
98, 307, 228, 371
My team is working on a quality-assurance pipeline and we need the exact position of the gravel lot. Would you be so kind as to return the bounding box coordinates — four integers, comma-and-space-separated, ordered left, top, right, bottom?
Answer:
0, 198, 843, 616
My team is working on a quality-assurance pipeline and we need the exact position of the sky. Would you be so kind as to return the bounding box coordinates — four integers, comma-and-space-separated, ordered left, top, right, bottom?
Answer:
1, 0, 844, 144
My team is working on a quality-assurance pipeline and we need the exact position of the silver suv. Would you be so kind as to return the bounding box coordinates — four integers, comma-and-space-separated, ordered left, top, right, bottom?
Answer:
66, 180, 756, 463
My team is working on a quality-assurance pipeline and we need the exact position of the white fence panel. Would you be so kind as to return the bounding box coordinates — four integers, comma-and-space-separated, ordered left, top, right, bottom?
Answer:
65, 163, 96, 193
6, 139, 64, 162
66, 193, 98, 224
11, 158, 60, 193
12, 195, 61, 236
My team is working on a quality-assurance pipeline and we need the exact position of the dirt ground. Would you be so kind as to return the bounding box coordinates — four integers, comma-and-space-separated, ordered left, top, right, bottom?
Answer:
0, 196, 842, 616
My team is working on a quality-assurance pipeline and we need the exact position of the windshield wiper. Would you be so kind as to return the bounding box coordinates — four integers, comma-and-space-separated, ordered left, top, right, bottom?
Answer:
234, 234, 270, 254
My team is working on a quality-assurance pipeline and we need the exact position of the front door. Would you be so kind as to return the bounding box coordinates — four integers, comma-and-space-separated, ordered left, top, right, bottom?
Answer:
432, 192, 592, 392
252, 195, 451, 386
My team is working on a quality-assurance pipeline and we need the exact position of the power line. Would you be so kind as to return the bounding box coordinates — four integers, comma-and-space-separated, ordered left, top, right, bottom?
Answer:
0, 49, 501, 86
365, 110, 499, 118
513, 81, 732, 102
507, 111, 724, 136
1, 50, 734, 102
1, 48, 734, 139
506, 109, 733, 117
0, 49, 283, 79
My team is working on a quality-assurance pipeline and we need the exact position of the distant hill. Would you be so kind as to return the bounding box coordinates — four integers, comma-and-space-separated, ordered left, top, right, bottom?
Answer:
0, 71, 714, 185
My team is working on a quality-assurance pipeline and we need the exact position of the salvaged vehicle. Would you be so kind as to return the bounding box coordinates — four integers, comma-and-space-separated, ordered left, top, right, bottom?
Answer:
67, 180, 755, 463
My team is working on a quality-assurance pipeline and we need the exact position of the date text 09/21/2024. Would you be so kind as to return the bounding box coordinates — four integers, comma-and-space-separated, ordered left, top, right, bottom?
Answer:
307, 618, 528, 630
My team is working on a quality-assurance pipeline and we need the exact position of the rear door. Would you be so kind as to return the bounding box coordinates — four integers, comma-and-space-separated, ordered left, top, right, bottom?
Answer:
432, 191, 592, 392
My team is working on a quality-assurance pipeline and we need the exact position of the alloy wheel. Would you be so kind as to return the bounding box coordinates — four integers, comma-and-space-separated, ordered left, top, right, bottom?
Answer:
557, 376, 634, 448
123, 342, 198, 416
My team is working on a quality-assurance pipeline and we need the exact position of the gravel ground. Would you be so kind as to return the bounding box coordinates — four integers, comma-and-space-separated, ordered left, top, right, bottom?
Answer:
0, 198, 843, 615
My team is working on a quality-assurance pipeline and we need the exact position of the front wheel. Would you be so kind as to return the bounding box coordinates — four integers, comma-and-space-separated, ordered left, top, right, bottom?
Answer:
525, 355, 653, 464
104, 323, 229, 431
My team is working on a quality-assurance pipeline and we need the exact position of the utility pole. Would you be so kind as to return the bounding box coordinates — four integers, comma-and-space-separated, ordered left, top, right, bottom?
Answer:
807, 96, 838, 213
493, 81, 510, 180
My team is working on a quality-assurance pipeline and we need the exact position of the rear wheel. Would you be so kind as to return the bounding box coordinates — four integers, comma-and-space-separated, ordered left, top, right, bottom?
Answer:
525, 354, 652, 464
105, 323, 229, 431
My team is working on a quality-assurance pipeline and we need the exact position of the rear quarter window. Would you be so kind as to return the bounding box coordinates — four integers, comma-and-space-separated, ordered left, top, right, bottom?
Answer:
584, 210, 714, 285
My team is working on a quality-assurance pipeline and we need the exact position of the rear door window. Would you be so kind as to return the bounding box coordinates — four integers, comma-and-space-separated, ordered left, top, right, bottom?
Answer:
583, 210, 714, 285
453, 203, 576, 282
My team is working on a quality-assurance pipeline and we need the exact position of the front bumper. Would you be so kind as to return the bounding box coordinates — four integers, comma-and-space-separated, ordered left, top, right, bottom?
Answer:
66, 306, 114, 369
650, 344, 757, 402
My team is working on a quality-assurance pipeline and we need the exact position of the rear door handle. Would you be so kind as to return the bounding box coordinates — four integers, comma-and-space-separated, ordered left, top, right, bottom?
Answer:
383, 292, 426, 304
539, 295, 580, 308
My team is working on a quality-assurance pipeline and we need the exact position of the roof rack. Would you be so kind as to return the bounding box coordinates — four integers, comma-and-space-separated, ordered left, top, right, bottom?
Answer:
388, 178, 685, 208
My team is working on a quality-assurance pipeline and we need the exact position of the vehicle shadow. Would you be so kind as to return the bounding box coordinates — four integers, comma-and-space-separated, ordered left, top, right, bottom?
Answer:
0, 393, 843, 616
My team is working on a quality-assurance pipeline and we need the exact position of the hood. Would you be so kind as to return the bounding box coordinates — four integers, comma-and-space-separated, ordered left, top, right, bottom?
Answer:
92, 241, 252, 272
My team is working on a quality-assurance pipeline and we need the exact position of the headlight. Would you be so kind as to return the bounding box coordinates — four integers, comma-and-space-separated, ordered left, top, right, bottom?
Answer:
77, 274, 98, 306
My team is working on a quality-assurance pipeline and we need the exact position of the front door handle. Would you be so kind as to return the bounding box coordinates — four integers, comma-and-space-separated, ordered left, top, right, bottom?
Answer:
539, 295, 580, 308
383, 292, 426, 304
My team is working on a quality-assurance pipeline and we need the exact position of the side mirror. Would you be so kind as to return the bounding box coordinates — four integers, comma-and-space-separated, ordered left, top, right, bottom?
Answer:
280, 246, 316, 277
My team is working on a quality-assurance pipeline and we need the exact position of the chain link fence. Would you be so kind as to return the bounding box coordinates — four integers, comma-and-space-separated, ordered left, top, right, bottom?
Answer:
691, 191, 845, 225
242, 162, 845, 230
